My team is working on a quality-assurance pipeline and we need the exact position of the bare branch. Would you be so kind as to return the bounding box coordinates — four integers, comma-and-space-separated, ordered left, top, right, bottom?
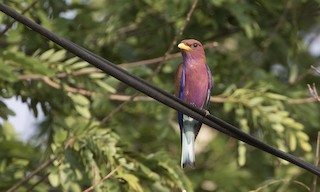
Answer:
7, 157, 56, 192
287, 96, 318, 104
0, 0, 38, 37
100, 0, 201, 124
18, 75, 98, 96
17, 73, 320, 105
108, 94, 226, 103
262, 0, 292, 49
311, 65, 320, 74
101, 93, 139, 124
307, 83, 320, 102
43, 41, 218, 79
26, 173, 50, 192
42, 77, 97, 96
311, 132, 320, 192
109, 94, 320, 105
109, 94, 153, 101
83, 166, 119, 192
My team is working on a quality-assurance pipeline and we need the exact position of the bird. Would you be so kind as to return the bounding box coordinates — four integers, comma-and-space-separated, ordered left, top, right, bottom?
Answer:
175, 39, 213, 168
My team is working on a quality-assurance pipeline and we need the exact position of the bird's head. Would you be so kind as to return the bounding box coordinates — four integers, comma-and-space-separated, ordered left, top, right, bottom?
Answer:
178, 39, 205, 61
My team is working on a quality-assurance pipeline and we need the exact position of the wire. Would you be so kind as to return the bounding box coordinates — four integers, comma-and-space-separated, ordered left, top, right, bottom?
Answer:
1, 3, 320, 176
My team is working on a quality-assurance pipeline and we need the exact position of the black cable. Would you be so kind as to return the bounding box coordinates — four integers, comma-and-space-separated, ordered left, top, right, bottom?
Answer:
1, 3, 320, 176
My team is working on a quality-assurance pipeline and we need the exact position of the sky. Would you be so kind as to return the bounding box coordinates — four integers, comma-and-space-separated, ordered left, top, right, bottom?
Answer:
4, 97, 44, 142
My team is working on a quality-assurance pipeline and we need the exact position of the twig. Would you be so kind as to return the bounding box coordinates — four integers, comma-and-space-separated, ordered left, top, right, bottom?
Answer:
119, 53, 181, 68
287, 96, 318, 104
262, 0, 292, 49
20, 42, 218, 80
108, 94, 320, 105
108, 94, 227, 103
252, 0, 293, 86
17, 73, 320, 105
307, 83, 320, 102
7, 157, 56, 192
290, 68, 313, 85
0, 0, 38, 37
56, 68, 101, 78
109, 94, 153, 101
83, 166, 119, 192
250, 179, 310, 192
42, 77, 97, 96
101, 93, 139, 124
100, 0, 200, 124
311, 132, 320, 192
311, 65, 320, 74
287, 64, 320, 86
18, 75, 98, 96
26, 172, 50, 192
152, 0, 200, 76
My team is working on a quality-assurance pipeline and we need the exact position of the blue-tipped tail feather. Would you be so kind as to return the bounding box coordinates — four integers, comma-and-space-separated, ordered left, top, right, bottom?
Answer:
181, 125, 196, 168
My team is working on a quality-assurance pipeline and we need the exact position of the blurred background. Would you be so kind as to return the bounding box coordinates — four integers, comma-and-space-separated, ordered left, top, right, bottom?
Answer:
1, 0, 320, 191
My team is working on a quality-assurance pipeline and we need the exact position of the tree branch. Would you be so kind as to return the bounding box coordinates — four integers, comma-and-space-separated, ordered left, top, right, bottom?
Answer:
100, 0, 201, 124
83, 166, 119, 192
18, 75, 98, 96
17, 73, 320, 105
0, 0, 38, 37
311, 132, 320, 192
42, 41, 218, 80
7, 157, 56, 192
311, 65, 320, 74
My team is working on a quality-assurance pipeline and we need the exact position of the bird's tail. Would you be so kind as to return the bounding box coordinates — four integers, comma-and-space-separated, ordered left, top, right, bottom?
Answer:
181, 125, 196, 168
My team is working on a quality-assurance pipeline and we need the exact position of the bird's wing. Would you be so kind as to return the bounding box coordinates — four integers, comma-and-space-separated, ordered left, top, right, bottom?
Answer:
203, 64, 213, 109
175, 63, 185, 129
174, 63, 183, 98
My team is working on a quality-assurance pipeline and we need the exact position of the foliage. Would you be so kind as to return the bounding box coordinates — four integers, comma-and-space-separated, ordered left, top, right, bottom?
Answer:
1, 0, 320, 191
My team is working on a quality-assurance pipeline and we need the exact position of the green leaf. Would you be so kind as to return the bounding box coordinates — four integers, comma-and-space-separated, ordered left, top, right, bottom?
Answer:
96, 80, 116, 93
39, 49, 55, 61
3, 121, 15, 140
265, 93, 287, 100
4, 51, 54, 76
117, 173, 143, 192
276, 139, 288, 153
277, 111, 289, 117
89, 72, 106, 79
48, 173, 60, 187
289, 122, 304, 130
299, 140, 312, 152
48, 50, 67, 63
271, 123, 284, 133
223, 102, 233, 113
289, 64, 298, 84
282, 118, 297, 127
54, 129, 68, 144
139, 163, 160, 180
240, 118, 249, 132
296, 131, 309, 141
238, 142, 246, 166
70, 61, 89, 69
69, 94, 90, 106
75, 105, 91, 118
65, 57, 79, 65
247, 97, 264, 107
267, 113, 282, 123
289, 132, 297, 151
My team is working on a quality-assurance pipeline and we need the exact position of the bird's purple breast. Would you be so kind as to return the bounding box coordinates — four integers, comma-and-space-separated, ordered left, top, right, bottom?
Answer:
184, 64, 209, 108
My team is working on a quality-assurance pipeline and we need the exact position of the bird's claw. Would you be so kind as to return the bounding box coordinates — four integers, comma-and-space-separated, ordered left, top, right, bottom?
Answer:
204, 110, 210, 116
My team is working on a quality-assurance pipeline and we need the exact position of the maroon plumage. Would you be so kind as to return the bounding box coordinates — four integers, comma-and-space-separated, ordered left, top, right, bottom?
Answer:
175, 39, 213, 167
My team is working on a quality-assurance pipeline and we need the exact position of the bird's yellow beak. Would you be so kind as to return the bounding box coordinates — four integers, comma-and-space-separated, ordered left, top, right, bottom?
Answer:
178, 43, 191, 51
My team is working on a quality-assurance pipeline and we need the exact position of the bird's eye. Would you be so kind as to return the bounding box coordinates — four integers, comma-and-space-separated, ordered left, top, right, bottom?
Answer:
193, 43, 198, 47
